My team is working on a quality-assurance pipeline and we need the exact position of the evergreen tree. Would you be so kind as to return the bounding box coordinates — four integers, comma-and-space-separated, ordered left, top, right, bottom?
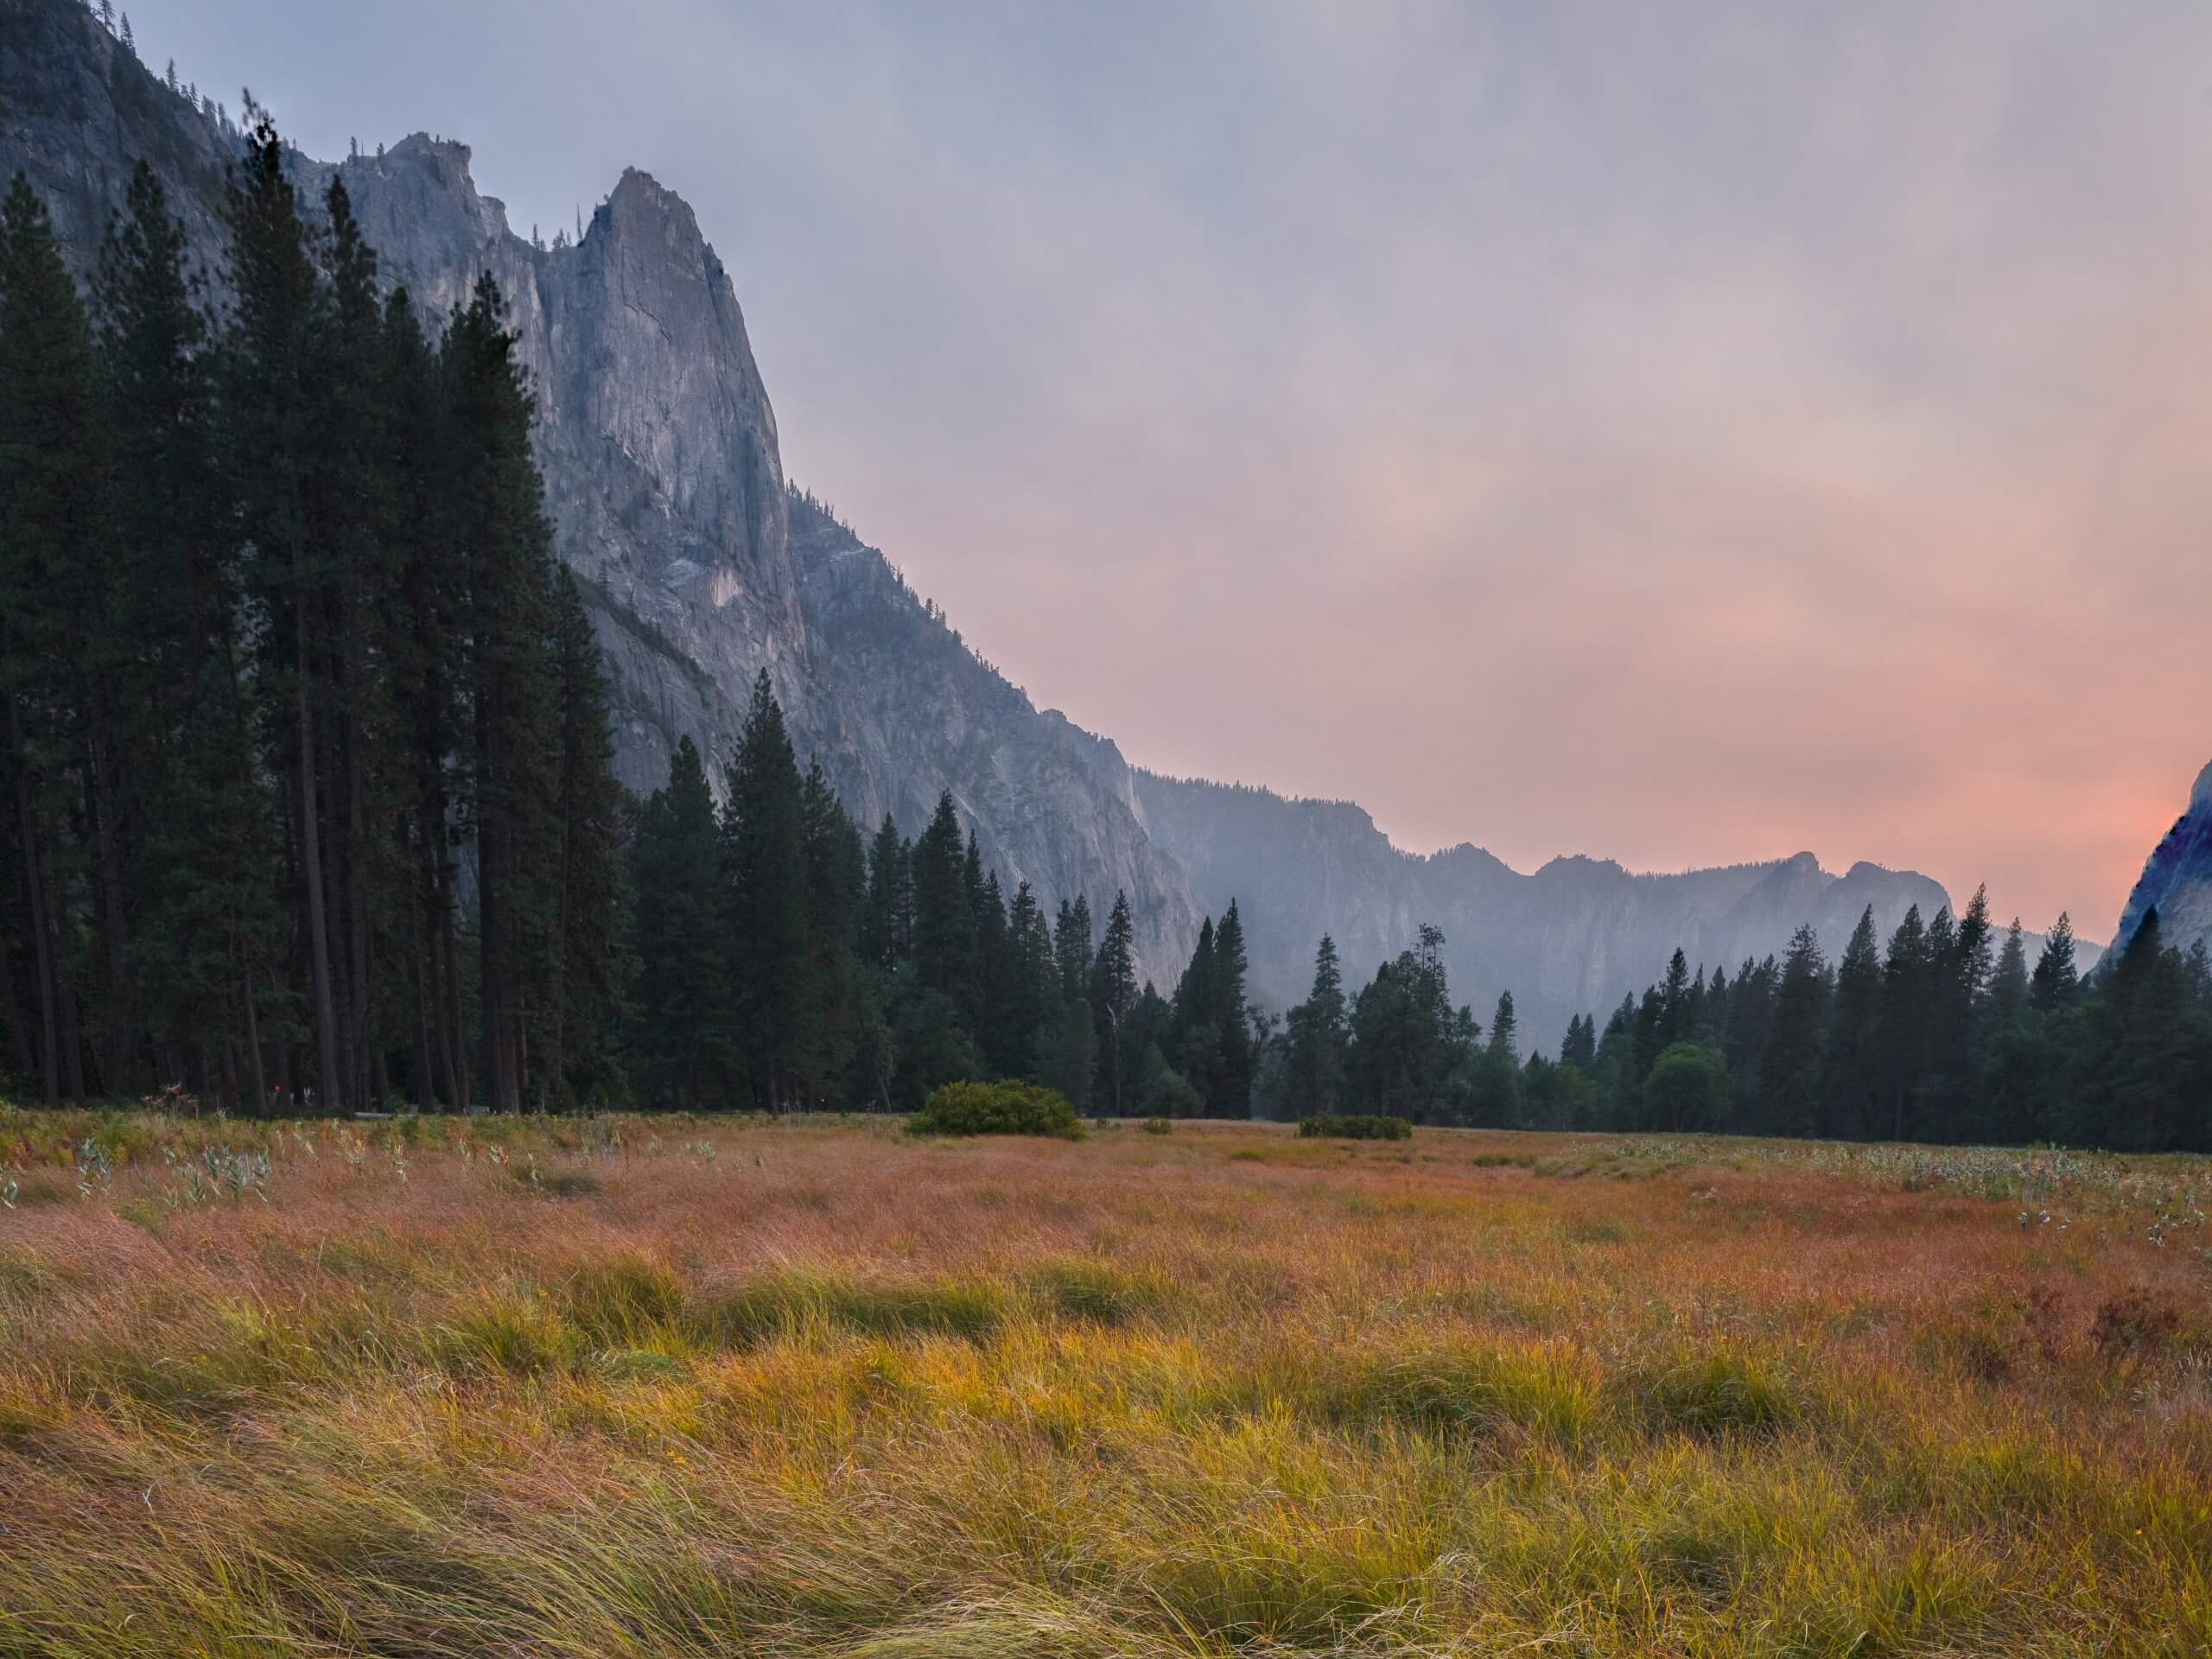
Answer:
1758, 925, 1827, 1135
1821, 906, 1885, 1138
440, 270, 559, 1111
1169, 916, 1220, 1104
860, 813, 912, 969
1559, 1012, 1597, 1072
1, 174, 105, 1100
626, 739, 725, 1107
2029, 912, 2079, 1013
1989, 919, 2031, 1025
721, 671, 811, 1110
1055, 894, 1093, 1001
1471, 988, 1520, 1125
798, 757, 872, 1106
1211, 899, 1254, 1115
537, 569, 628, 1103
224, 119, 348, 1109
911, 791, 976, 1019
1091, 891, 1138, 1114
1655, 949, 1692, 1050
94, 162, 277, 1105
1878, 906, 1932, 1140
1282, 934, 1348, 1118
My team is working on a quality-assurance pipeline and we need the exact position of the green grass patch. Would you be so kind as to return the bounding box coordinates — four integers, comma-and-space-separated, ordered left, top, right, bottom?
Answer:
910, 1081, 1083, 1139
694, 1265, 1016, 1347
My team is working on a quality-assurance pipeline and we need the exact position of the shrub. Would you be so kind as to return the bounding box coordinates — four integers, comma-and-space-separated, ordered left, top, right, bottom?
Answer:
1141, 1116, 1174, 1135
1296, 1114, 1412, 1141
909, 1080, 1082, 1139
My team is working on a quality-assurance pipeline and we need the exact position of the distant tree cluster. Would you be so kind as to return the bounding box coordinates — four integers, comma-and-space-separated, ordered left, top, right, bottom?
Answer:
623, 709, 1255, 1118
1262, 899, 2210, 1151
1268, 925, 1516, 1126
0, 133, 625, 1113
1268, 895, 2209, 1152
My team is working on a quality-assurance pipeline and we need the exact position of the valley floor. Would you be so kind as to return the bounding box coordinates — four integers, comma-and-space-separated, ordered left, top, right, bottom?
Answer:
1, 1109, 2208, 1656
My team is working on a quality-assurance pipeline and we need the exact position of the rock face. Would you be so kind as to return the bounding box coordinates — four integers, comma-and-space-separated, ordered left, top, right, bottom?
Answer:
1135, 773, 1954, 1049
2110, 761, 2212, 961
3, 0, 1978, 1028
0, 0, 1205, 979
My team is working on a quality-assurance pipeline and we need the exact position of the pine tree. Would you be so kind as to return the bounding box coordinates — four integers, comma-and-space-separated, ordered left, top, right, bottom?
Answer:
1091, 892, 1138, 1114
1560, 1010, 1597, 1072
911, 791, 977, 1020
1878, 906, 1935, 1141
1758, 925, 1827, 1136
1473, 988, 1521, 1126
721, 671, 811, 1110
1169, 916, 1219, 1104
860, 813, 912, 969
2030, 912, 2079, 1014
0, 174, 104, 1100
1282, 934, 1348, 1118
440, 271, 560, 1111
797, 757, 870, 1106
1814, 906, 1880, 1138
1055, 895, 1093, 1002
93, 161, 281, 1103
626, 738, 725, 1107
1990, 920, 2030, 1024
1656, 949, 1692, 1050
225, 118, 348, 1110
538, 569, 628, 1102
1211, 899, 1253, 1115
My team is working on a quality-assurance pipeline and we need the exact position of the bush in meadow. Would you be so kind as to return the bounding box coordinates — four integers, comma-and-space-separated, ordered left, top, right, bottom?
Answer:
909, 1080, 1083, 1138
1297, 1113, 1413, 1141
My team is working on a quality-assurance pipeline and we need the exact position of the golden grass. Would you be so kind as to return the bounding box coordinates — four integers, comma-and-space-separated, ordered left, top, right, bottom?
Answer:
2, 1107, 2209, 1656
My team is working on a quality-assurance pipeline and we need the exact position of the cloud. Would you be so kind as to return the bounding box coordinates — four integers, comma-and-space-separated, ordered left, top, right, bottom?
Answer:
138, 0, 2212, 938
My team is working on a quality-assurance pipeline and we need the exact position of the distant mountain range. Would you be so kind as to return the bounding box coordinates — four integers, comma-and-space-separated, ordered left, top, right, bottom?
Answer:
2, 0, 2021, 1044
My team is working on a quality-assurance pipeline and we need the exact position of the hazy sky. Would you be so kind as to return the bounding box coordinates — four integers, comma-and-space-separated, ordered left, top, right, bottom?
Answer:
139, 1, 2212, 941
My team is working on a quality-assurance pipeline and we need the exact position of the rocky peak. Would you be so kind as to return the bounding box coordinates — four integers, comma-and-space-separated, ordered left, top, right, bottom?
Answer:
2111, 760, 2212, 960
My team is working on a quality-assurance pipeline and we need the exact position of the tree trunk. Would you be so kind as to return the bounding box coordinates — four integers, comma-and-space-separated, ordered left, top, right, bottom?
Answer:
239, 947, 267, 1118
436, 861, 469, 1111
292, 581, 344, 1115
8, 694, 60, 1103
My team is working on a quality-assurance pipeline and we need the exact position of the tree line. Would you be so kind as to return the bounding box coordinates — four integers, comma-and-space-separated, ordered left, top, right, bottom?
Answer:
0, 130, 1262, 1120
0, 132, 622, 1113
6, 130, 2204, 1147
1266, 899, 2212, 1151
620, 700, 1259, 1117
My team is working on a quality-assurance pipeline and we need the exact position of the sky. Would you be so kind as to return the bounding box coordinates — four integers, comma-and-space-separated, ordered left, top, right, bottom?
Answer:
137, 0, 2212, 942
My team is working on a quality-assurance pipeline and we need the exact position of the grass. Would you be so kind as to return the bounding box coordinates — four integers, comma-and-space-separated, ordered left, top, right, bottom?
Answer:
2, 1108, 2209, 1656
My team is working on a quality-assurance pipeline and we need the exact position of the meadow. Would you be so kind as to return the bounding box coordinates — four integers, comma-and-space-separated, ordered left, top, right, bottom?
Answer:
1, 1107, 2208, 1657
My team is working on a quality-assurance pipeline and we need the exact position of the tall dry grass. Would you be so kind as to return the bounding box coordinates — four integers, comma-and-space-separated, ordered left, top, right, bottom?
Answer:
1, 1108, 2208, 1656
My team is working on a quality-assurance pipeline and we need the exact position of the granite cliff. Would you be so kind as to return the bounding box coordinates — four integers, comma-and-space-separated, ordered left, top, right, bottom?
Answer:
2110, 762, 2212, 963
